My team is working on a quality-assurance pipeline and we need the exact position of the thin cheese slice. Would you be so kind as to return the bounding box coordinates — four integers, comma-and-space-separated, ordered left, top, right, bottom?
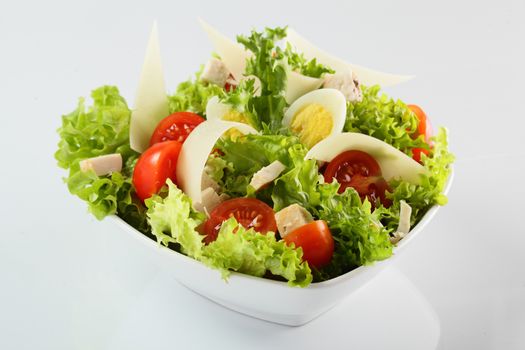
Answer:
285, 28, 413, 87
285, 71, 324, 104
198, 18, 249, 81
176, 120, 258, 205
305, 133, 428, 184
198, 19, 322, 103
130, 21, 169, 153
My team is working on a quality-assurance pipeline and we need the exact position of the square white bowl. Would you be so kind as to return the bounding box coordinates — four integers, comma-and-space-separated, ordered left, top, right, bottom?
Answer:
110, 170, 453, 326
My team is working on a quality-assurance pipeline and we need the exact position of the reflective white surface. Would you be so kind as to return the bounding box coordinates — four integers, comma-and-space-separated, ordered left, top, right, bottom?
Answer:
1, 0, 524, 349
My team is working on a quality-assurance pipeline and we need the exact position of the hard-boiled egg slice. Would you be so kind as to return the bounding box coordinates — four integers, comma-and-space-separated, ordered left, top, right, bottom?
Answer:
282, 88, 346, 149
285, 28, 414, 87
176, 120, 258, 207
305, 132, 428, 184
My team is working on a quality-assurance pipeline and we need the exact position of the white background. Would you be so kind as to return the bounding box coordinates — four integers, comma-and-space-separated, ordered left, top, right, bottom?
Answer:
1, 0, 524, 349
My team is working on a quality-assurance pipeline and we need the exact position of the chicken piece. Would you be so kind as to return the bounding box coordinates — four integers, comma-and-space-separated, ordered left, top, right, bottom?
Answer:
323, 71, 363, 102
275, 204, 313, 238
200, 58, 231, 87
201, 169, 221, 193
79, 153, 122, 176
249, 161, 286, 191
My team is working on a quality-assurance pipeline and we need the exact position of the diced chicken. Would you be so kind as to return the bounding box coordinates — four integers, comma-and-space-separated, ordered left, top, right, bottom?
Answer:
200, 58, 231, 87
202, 169, 221, 193
193, 187, 229, 214
275, 204, 313, 238
79, 153, 122, 176
323, 71, 363, 103
390, 200, 412, 244
249, 161, 286, 191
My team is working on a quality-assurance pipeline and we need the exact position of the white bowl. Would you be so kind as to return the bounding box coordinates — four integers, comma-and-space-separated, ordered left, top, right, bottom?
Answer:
110, 170, 453, 326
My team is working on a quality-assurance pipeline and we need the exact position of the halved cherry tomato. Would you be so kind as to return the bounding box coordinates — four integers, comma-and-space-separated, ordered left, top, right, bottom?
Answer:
323, 150, 392, 207
132, 141, 182, 202
407, 104, 433, 163
203, 198, 277, 244
283, 221, 334, 269
149, 112, 205, 146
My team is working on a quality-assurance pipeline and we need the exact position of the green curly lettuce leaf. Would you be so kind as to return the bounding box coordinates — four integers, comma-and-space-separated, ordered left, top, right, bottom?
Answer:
203, 218, 312, 287
168, 67, 224, 116
314, 183, 393, 280
146, 179, 206, 258
55, 86, 147, 231
214, 134, 307, 197
145, 182, 312, 287
271, 150, 321, 212
378, 127, 455, 231
283, 42, 334, 78
237, 27, 288, 132
345, 85, 428, 155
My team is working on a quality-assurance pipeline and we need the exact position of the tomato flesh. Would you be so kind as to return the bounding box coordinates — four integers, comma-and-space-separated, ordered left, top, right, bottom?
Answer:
323, 150, 391, 207
407, 104, 433, 163
203, 198, 277, 244
284, 221, 334, 269
132, 141, 182, 202
149, 112, 204, 146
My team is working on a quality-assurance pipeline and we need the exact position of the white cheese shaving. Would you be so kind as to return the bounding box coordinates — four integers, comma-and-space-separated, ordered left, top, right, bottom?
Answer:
176, 120, 258, 206
285, 28, 413, 87
129, 21, 169, 153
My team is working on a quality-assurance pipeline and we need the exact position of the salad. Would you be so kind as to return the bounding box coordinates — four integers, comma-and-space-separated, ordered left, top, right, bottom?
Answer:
55, 21, 454, 287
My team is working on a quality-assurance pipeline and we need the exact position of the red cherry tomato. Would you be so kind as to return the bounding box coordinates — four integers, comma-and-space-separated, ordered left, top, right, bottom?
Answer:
149, 112, 205, 146
203, 198, 277, 244
132, 141, 182, 202
323, 150, 392, 207
407, 104, 433, 163
283, 221, 334, 269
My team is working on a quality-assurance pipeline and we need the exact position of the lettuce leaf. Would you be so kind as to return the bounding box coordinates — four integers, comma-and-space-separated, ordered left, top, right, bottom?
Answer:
378, 127, 455, 231
345, 85, 428, 155
283, 42, 334, 78
55, 86, 147, 231
215, 134, 307, 197
202, 218, 312, 287
314, 183, 393, 280
145, 182, 312, 287
55, 86, 135, 168
237, 27, 288, 132
146, 179, 206, 258
271, 151, 321, 212
168, 67, 224, 116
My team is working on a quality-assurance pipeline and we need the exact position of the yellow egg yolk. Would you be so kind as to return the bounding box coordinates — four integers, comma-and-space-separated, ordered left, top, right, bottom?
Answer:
221, 110, 251, 139
290, 103, 333, 148
222, 110, 250, 125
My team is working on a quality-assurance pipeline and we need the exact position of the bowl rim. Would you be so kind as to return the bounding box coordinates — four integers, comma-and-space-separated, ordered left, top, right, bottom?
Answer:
110, 167, 454, 290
